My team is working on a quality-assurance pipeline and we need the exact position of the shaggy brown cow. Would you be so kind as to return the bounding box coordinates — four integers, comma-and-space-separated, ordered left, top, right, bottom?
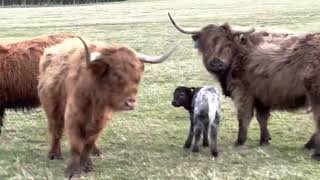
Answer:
0, 34, 74, 133
38, 37, 177, 178
168, 13, 320, 160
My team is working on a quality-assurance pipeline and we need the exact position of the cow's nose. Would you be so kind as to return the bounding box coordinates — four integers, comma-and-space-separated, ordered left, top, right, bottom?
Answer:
126, 98, 137, 108
172, 101, 179, 107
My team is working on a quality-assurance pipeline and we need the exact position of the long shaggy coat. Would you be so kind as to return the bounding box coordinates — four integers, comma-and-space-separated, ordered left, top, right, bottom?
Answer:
0, 34, 74, 132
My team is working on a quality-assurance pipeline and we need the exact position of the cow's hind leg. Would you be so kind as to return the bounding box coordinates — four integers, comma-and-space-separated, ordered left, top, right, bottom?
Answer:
304, 72, 320, 160
65, 127, 85, 178
0, 108, 4, 134
308, 104, 320, 160
46, 110, 64, 160
255, 102, 271, 146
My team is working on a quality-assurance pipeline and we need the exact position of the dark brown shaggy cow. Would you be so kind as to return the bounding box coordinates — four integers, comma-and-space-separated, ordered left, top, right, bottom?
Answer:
0, 34, 74, 133
38, 37, 177, 178
168, 13, 320, 160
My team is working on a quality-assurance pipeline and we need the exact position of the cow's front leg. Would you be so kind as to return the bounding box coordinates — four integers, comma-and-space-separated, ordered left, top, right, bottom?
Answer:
81, 134, 100, 173
234, 96, 254, 146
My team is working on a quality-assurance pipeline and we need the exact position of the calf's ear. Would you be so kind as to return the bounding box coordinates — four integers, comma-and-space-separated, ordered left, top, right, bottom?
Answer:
189, 87, 197, 95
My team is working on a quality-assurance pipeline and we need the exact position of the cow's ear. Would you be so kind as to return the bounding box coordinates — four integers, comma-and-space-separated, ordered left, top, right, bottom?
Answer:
0, 45, 8, 53
89, 52, 104, 62
238, 34, 247, 44
89, 60, 109, 77
28, 46, 43, 57
87, 53, 110, 76
221, 23, 231, 32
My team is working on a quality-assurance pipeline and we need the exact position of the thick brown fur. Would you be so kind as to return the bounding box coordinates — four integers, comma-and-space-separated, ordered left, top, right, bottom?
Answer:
0, 34, 74, 133
192, 23, 320, 159
38, 38, 145, 178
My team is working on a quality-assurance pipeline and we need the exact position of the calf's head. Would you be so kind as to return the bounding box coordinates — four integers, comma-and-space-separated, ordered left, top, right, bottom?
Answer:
77, 37, 177, 111
168, 13, 254, 66
172, 86, 199, 110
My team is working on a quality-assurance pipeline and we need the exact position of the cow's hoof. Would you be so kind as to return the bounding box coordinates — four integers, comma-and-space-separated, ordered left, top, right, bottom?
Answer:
211, 150, 219, 157
183, 142, 192, 149
91, 148, 103, 157
65, 165, 81, 179
81, 160, 95, 173
191, 146, 200, 153
304, 141, 315, 150
259, 140, 270, 146
234, 140, 245, 147
203, 141, 209, 147
48, 152, 63, 160
311, 153, 320, 161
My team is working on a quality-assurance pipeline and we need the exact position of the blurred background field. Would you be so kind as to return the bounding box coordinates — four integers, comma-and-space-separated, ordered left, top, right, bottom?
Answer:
0, 0, 320, 179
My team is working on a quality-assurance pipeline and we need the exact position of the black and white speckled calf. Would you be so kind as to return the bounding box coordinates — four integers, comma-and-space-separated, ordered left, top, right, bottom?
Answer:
172, 86, 222, 157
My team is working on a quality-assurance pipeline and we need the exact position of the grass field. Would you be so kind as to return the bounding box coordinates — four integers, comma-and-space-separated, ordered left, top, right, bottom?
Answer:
1, 0, 320, 179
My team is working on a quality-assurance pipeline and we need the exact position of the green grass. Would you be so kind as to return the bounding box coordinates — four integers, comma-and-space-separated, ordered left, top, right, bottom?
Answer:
1, 0, 320, 179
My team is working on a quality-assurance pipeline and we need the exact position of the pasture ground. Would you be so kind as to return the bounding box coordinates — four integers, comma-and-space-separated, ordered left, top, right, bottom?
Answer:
1, 0, 320, 179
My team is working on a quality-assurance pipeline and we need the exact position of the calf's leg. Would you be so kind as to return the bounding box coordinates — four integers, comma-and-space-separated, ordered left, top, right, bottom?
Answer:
192, 119, 204, 153
203, 122, 209, 147
210, 123, 219, 157
210, 113, 220, 157
184, 116, 194, 149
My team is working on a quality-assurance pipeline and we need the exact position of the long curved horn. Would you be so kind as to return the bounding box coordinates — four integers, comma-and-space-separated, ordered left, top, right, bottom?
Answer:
136, 45, 178, 64
168, 13, 201, 34
76, 36, 90, 65
233, 28, 255, 35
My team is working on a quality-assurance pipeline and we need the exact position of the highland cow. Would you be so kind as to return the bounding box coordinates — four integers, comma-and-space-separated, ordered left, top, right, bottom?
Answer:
38, 37, 177, 178
0, 34, 74, 133
172, 86, 222, 157
168, 13, 320, 160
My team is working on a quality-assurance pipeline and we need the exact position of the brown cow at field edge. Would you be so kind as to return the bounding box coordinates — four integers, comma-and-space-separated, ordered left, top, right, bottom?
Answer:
168, 13, 320, 161
38, 37, 177, 178
0, 34, 74, 133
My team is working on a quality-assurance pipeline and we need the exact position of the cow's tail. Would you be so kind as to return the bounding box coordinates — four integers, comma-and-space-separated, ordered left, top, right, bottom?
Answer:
208, 92, 221, 123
